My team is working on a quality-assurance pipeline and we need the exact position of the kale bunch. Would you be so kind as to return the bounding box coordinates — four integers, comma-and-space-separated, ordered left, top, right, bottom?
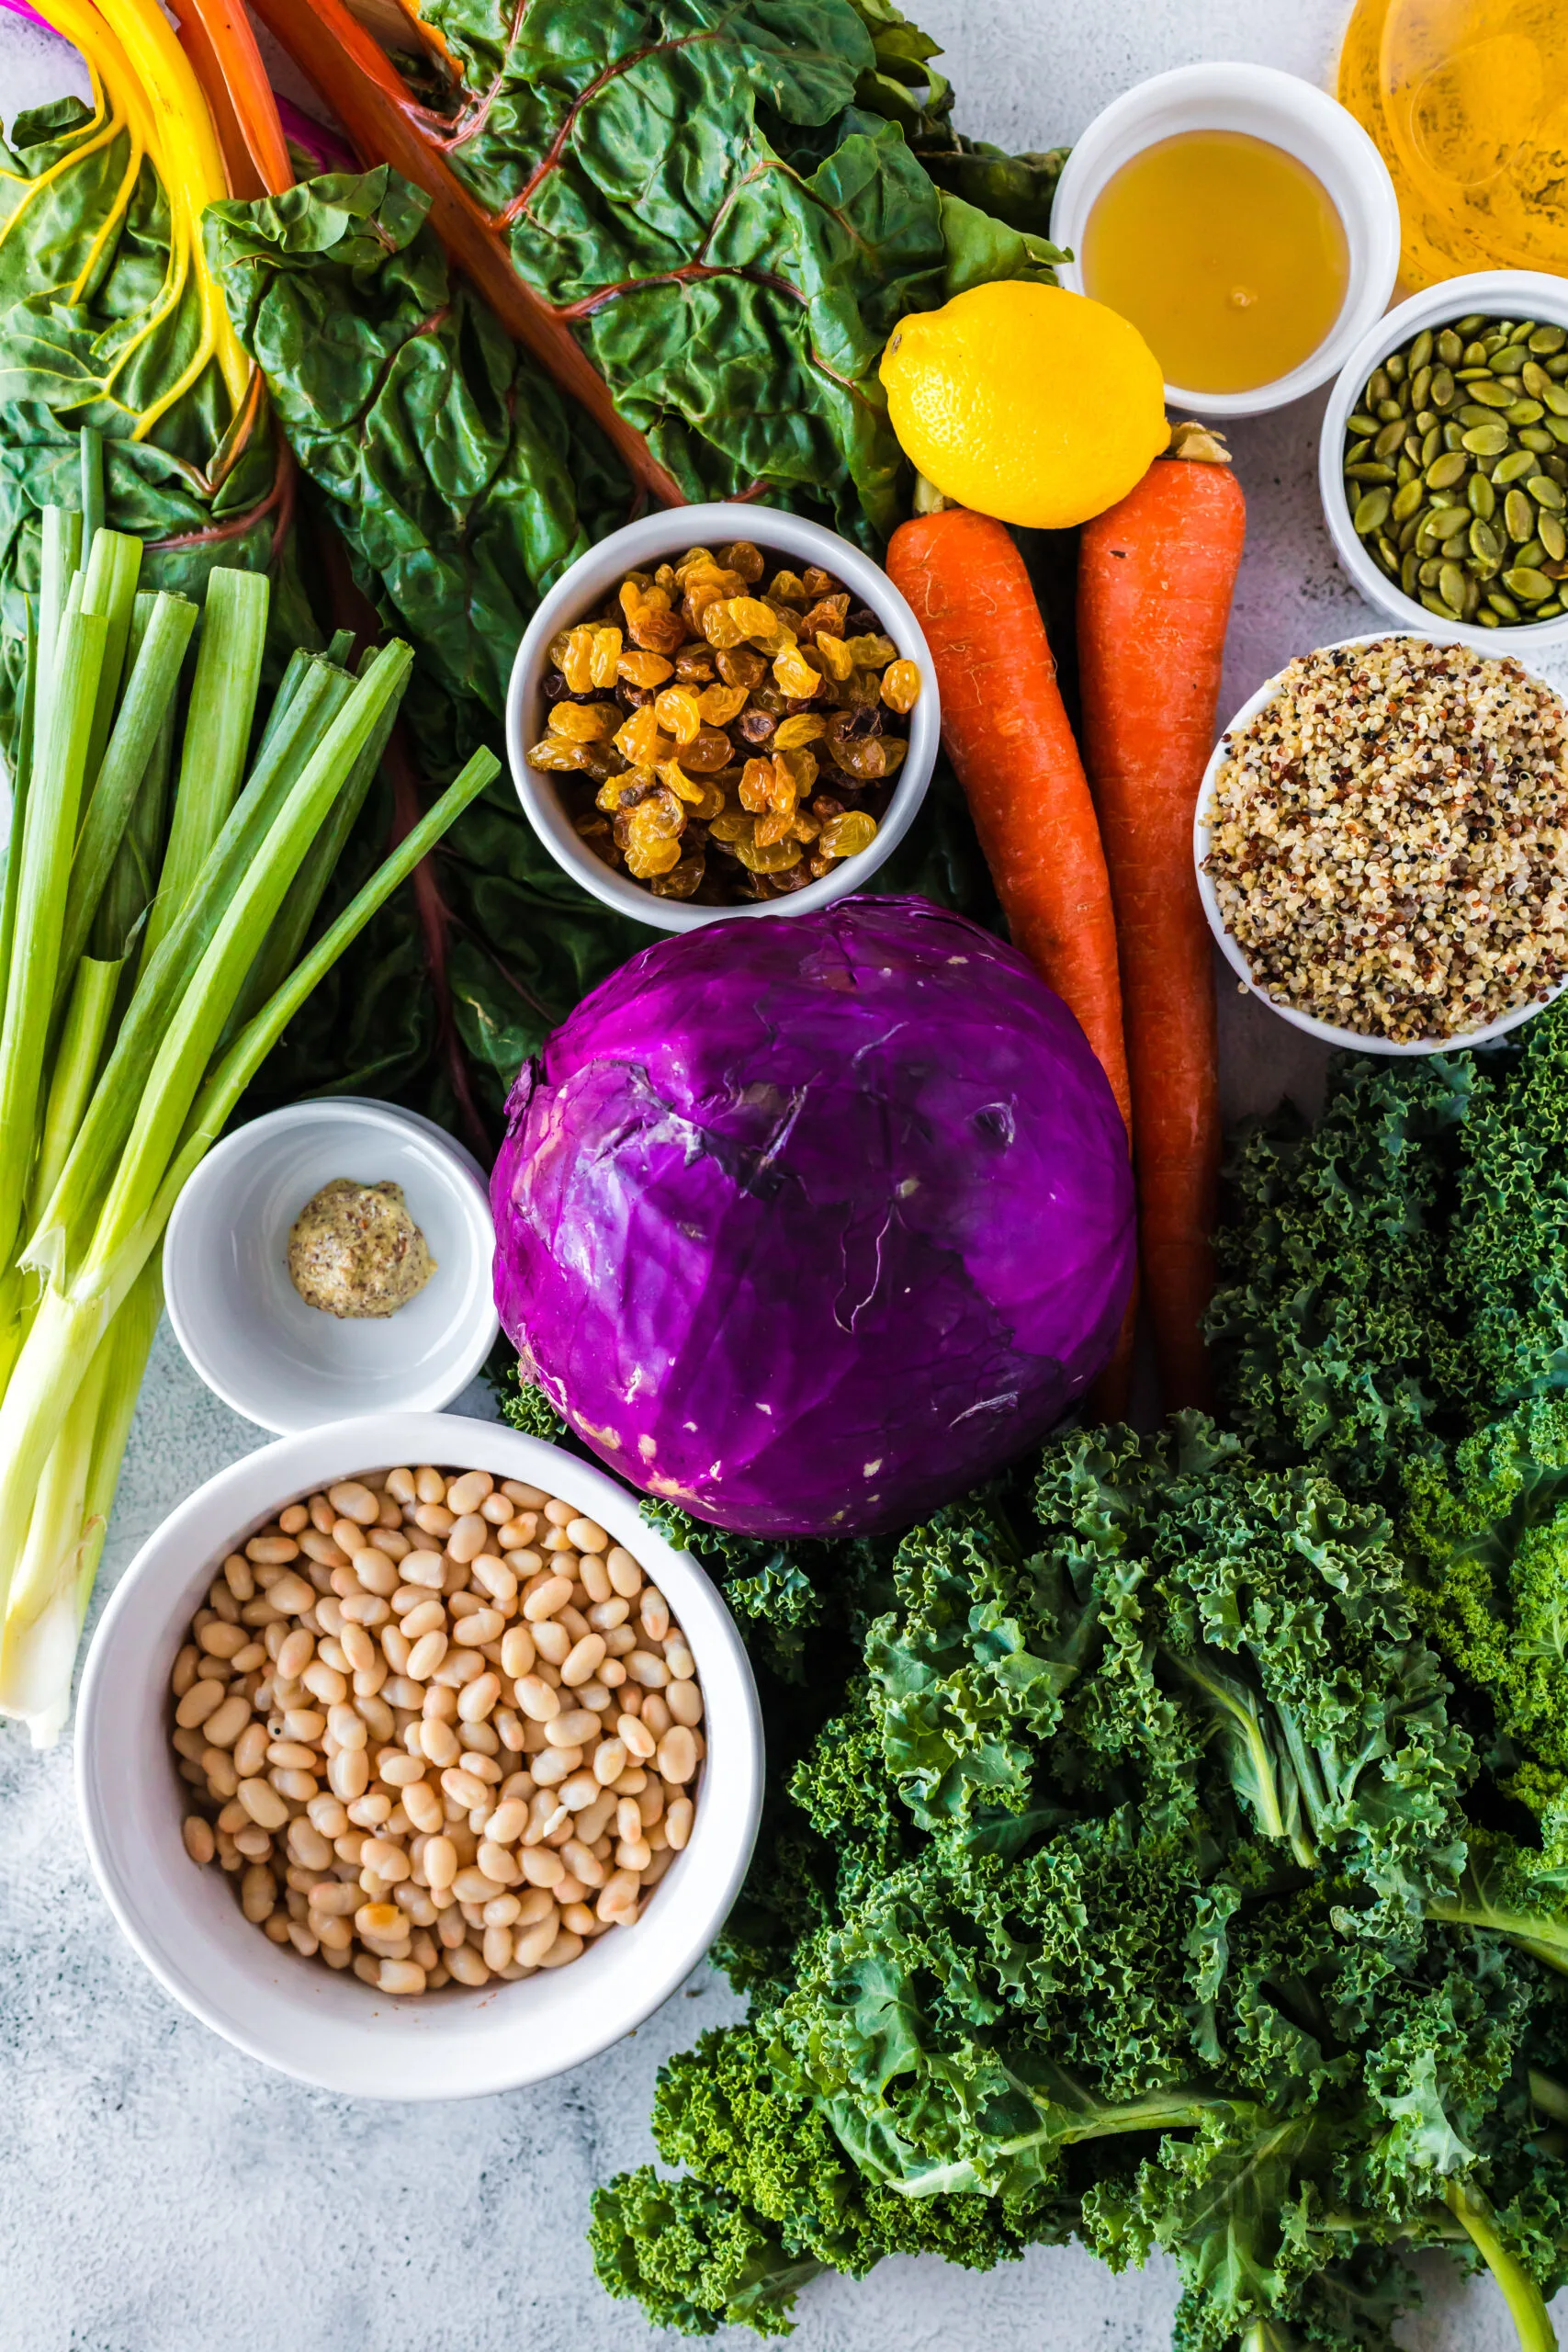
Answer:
592, 1423, 1568, 2348
1210, 1004, 1568, 1812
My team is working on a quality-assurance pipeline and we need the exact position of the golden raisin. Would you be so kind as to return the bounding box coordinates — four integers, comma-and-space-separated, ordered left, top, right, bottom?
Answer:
674, 645, 716, 684
736, 835, 803, 874
589, 628, 623, 688
650, 852, 705, 899
814, 631, 855, 683
843, 633, 898, 670
768, 570, 807, 605
595, 774, 651, 812
820, 809, 878, 858
699, 600, 748, 650
527, 737, 589, 772
718, 540, 764, 583
739, 759, 773, 814
614, 706, 671, 767
716, 645, 766, 691
547, 699, 619, 742
773, 644, 823, 698
753, 808, 796, 848
801, 567, 840, 599
681, 725, 735, 774
720, 596, 780, 645
625, 831, 683, 879
773, 713, 826, 750
559, 626, 597, 692
697, 683, 750, 728
616, 650, 673, 689
773, 745, 818, 801
628, 785, 686, 841
653, 686, 703, 746
673, 547, 716, 581
691, 778, 728, 820
801, 594, 849, 639
708, 806, 754, 845
658, 759, 706, 805
880, 660, 920, 714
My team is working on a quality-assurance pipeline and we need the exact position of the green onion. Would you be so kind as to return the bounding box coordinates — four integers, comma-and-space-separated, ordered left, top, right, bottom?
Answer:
0, 476, 502, 1743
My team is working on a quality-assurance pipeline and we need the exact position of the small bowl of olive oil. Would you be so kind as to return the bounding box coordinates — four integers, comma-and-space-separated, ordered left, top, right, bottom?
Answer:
1052, 62, 1401, 419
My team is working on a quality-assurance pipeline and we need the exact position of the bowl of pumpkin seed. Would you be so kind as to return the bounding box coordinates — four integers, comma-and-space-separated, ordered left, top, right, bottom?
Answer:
1320, 269, 1568, 654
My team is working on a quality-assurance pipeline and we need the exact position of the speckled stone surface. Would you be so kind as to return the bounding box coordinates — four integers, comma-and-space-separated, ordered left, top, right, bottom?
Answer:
1, 6, 1563, 2347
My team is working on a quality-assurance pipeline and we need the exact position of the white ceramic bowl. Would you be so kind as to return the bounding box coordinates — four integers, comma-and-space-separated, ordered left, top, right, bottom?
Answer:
1193, 630, 1567, 1055
505, 503, 939, 932
1320, 270, 1568, 655
163, 1101, 500, 1433
1053, 62, 1401, 418
75, 1414, 764, 2099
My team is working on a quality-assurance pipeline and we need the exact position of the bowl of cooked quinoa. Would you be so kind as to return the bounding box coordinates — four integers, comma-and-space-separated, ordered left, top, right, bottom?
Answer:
1194, 633, 1568, 1053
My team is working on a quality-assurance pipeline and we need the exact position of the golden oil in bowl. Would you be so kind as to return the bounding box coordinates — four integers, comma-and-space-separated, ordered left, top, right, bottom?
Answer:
1083, 129, 1350, 394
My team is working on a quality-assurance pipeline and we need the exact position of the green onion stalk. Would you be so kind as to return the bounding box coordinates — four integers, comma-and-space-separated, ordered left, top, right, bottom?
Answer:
0, 478, 499, 1742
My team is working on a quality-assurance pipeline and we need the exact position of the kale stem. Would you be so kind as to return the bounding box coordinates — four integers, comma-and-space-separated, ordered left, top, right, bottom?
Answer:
1443, 2179, 1559, 2352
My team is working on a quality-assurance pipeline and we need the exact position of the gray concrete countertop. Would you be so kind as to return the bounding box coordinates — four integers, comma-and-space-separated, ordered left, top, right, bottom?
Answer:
2, 5, 1562, 2348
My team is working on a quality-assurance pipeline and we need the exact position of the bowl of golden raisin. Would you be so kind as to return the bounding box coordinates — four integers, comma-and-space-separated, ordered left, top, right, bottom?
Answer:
504, 503, 939, 927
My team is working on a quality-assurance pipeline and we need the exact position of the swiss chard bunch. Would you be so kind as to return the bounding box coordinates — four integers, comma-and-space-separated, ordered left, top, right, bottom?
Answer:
592, 1425, 1568, 2349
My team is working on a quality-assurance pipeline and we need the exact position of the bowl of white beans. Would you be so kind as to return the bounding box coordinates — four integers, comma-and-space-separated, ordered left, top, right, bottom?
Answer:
74, 1413, 763, 2100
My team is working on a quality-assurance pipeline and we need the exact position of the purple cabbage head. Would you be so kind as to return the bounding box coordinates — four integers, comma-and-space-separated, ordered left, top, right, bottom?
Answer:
491, 895, 1134, 1536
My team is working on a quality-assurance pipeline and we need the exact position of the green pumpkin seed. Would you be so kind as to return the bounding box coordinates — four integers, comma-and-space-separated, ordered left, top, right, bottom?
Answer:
1367, 367, 1393, 404
1517, 536, 1549, 570
1354, 487, 1393, 536
1524, 360, 1554, 398
1437, 327, 1464, 364
1504, 565, 1555, 602
1438, 557, 1476, 616
1480, 608, 1501, 626
1468, 471, 1497, 518
1494, 447, 1537, 484
1409, 364, 1434, 413
1468, 377, 1515, 408
1456, 314, 1488, 336
1391, 478, 1425, 523
1427, 449, 1469, 489
1347, 461, 1398, 483
1506, 488, 1537, 541
1463, 424, 1511, 457
1419, 557, 1444, 586
1491, 345, 1531, 374
1521, 426, 1555, 451
1421, 425, 1443, 466
1508, 399, 1546, 425
1443, 421, 1467, 450
1373, 419, 1407, 458
1430, 503, 1472, 538
1401, 549, 1420, 597
1548, 419, 1568, 445
1397, 454, 1419, 487
1429, 368, 1458, 409
1399, 515, 1423, 553
1374, 533, 1399, 571
1385, 352, 1407, 383
1459, 403, 1502, 428
1540, 514, 1567, 562
1530, 325, 1567, 355
1409, 328, 1435, 372
1348, 410, 1381, 437
1421, 589, 1462, 622
1470, 516, 1502, 566
1529, 474, 1566, 511
1545, 385, 1568, 417
1538, 600, 1565, 619
1488, 589, 1522, 620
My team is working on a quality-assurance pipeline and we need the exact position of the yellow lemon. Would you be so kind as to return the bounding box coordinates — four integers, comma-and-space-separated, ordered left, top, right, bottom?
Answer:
880, 280, 1168, 530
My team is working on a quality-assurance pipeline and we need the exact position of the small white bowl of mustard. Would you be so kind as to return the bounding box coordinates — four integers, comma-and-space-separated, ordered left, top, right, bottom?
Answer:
1052, 62, 1400, 419
163, 1100, 499, 1433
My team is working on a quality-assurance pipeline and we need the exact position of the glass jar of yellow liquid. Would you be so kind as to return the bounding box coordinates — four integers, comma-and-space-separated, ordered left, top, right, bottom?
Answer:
1081, 130, 1350, 395
1339, 0, 1568, 286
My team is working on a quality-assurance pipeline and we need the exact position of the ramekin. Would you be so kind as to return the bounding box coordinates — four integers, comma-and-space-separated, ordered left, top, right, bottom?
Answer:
504, 503, 938, 933
1052, 62, 1401, 419
1319, 270, 1568, 655
75, 1415, 763, 2099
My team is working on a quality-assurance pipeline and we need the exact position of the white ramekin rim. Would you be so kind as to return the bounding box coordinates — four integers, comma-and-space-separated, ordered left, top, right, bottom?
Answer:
1193, 629, 1568, 1055
504, 503, 939, 932
1052, 61, 1402, 418
1319, 269, 1568, 654
75, 1414, 764, 2099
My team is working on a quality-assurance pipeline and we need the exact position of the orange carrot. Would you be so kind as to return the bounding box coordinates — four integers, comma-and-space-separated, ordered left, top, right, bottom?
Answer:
1077, 457, 1247, 1413
886, 508, 1132, 1134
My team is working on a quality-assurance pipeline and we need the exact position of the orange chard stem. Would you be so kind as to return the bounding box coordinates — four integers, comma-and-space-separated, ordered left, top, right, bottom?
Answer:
168, 0, 292, 198
246, 0, 687, 511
